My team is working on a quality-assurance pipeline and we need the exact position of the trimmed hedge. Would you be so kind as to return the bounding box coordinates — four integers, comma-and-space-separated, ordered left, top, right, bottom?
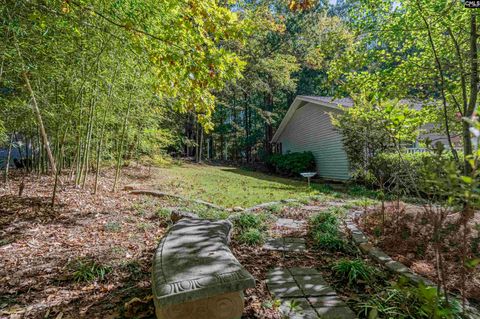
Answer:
266, 151, 316, 176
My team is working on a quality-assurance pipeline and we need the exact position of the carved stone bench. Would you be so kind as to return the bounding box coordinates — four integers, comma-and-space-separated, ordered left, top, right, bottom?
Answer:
152, 217, 256, 319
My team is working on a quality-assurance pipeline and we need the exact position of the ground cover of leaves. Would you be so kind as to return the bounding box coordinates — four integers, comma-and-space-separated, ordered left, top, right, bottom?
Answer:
0, 166, 166, 319
0, 164, 387, 319
357, 202, 480, 303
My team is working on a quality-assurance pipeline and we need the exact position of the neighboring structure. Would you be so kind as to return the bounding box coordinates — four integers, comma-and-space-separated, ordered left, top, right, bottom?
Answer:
270, 96, 459, 181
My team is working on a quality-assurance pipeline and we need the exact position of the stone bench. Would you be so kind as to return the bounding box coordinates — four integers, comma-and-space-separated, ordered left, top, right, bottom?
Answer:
152, 217, 256, 319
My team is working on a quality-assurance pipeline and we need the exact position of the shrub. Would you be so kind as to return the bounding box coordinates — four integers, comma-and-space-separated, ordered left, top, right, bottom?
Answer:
266, 151, 316, 176
348, 184, 378, 198
315, 184, 334, 194
369, 151, 462, 196
332, 259, 374, 286
238, 228, 265, 245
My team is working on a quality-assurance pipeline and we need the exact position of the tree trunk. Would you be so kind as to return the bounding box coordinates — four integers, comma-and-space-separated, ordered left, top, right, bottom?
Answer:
198, 126, 204, 163
112, 95, 132, 192
94, 108, 108, 195
14, 39, 56, 174
3, 133, 14, 184
264, 92, 274, 156
81, 96, 96, 188
465, 12, 479, 172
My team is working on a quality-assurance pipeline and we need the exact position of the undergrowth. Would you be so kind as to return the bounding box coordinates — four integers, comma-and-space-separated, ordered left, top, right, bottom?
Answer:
70, 258, 111, 282
332, 258, 375, 287
233, 212, 272, 245
359, 279, 462, 319
310, 208, 347, 251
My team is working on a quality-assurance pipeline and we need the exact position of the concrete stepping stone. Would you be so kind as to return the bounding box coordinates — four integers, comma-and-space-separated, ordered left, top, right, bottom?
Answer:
263, 237, 306, 252
266, 267, 357, 319
279, 298, 319, 319
263, 238, 284, 251
276, 218, 306, 229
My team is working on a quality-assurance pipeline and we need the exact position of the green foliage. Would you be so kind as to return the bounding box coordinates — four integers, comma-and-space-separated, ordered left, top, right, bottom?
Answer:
266, 151, 316, 176
233, 212, 271, 246
310, 210, 346, 251
314, 184, 334, 194
71, 259, 111, 282
212, 2, 352, 162
370, 150, 461, 196
267, 204, 283, 214
0, 0, 247, 179
360, 281, 462, 319
238, 228, 265, 246
419, 140, 480, 208
0, 120, 5, 144
348, 185, 378, 198
155, 208, 172, 220
310, 211, 339, 232
332, 259, 374, 286
234, 212, 269, 231
331, 95, 435, 185
104, 222, 121, 232
314, 232, 345, 251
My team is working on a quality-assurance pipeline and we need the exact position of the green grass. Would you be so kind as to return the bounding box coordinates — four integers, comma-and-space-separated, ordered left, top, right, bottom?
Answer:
70, 259, 111, 282
332, 258, 375, 286
154, 163, 326, 208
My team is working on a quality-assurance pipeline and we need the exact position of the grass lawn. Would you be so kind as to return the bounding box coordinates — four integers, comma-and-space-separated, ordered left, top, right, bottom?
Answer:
153, 163, 322, 208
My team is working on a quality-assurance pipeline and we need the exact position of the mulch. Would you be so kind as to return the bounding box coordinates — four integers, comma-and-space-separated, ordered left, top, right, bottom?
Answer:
357, 201, 480, 302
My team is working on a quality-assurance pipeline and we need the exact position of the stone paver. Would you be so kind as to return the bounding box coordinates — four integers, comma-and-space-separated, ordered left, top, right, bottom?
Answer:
266, 268, 357, 319
280, 298, 319, 319
263, 238, 284, 251
263, 237, 306, 252
276, 218, 306, 229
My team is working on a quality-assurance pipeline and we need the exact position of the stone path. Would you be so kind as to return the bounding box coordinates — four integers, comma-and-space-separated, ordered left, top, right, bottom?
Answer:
264, 218, 307, 252
263, 215, 357, 318
267, 267, 356, 319
263, 237, 306, 252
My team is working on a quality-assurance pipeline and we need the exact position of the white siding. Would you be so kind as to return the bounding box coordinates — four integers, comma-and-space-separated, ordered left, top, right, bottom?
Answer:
276, 102, 350, 180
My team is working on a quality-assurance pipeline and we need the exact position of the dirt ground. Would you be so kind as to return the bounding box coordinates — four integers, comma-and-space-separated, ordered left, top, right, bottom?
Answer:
357, 202, 480, 302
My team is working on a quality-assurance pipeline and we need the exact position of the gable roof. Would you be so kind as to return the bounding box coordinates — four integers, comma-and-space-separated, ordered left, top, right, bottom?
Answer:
271, 96, 352, 143
271, 96, 431, 143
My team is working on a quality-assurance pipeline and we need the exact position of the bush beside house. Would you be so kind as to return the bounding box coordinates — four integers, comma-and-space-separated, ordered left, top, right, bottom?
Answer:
266, 151, 316, 176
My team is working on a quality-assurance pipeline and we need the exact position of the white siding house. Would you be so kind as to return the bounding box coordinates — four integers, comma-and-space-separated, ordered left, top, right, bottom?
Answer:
271, 96, 461, 181
271, 96, 352, 181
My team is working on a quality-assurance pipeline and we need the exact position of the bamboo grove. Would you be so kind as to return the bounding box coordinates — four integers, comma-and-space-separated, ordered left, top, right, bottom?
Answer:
0, 0, 246, 192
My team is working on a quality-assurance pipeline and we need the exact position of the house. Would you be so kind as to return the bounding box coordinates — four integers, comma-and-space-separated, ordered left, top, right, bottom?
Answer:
271, 96, 352, 181
270, 96, 458, 181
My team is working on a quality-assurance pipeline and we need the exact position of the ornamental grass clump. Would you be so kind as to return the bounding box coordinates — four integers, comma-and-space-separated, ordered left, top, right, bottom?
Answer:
310, 210, 346, 251
332, 258, 374, 287
233, 212, 271, 246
